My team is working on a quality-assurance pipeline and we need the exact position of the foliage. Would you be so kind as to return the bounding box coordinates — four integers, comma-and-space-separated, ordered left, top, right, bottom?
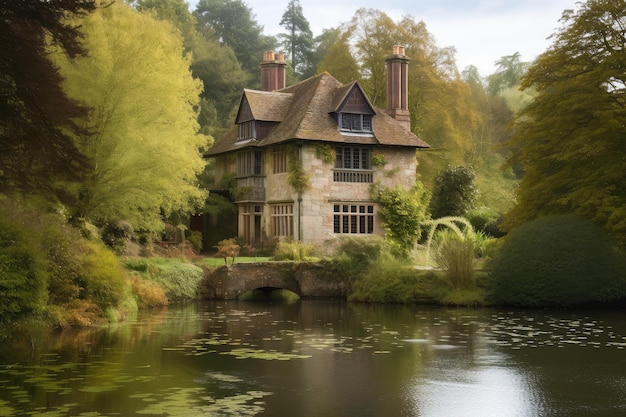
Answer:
326, 236, 390, 282
101, 220, 134, 254
0, 0, 95, 197
432, 231, 475, 290
348, 252, 430, 303
215, 238, 240, 265
0, 198, 134, 325
74, 240, 128, 311
486, 52, 529, 96
429, 165, 477, 219
371, 182, 430, 256
287, 145, 310, 193
272, 240, 319, 262
370, 153, 387, 168
135, 0, 249, 135
193, 0, 276, 77
0, 217, 47, 321
502, 0, 626, 249
489, 215, 626, 308
279, 0, 314, 78
55, 2, 209, 234
150, 261, 203, 302
314, 143, 336, 165
188, 231, 203, 252
123, 257, 203, 302
422, 216, 474, 259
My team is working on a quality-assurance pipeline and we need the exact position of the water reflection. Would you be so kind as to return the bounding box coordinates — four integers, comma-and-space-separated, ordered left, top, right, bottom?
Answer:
0, 302, 626, 416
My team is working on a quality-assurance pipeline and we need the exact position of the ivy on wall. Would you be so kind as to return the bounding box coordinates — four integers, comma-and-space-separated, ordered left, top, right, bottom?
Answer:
287, 145, 309, 193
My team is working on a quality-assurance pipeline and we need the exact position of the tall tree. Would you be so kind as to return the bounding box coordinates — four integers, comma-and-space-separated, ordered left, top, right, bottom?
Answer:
279, 0, 314, 78
55, 2, 208, 234
486, 52, 529, 95
0, 0, 96, 198
503, 0, 626, 247
193, 0, 275, 79
134, 0, 248, 137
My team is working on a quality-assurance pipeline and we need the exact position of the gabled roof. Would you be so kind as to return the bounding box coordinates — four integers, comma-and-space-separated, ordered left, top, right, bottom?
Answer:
206, 72, 429, 156
331, 81, 376, 115
235, 89, 293, 123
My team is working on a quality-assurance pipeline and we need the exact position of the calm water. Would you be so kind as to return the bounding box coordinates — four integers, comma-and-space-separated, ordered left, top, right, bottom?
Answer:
1, 299, 626, 416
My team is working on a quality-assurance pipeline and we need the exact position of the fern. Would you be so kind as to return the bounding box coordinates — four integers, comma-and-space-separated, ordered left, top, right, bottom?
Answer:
423, 216, 475, 260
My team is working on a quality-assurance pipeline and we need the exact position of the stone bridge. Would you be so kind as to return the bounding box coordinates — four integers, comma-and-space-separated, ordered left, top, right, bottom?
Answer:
201, 262, 348, 299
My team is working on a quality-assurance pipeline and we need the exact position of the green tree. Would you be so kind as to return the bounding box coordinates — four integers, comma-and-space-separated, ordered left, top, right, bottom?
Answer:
429, 165, 477, 219
486, 52, 529, 96
194, 0, 275, 79
134, 0, 248, 137
279, 0, 314, 78
55, 2, 208, 235
0, 0, 96, 198
317, 31, 360, 83
503, 0, 626, 248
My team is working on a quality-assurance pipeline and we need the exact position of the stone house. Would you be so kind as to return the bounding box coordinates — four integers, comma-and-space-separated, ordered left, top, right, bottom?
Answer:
204, 46, 430, 246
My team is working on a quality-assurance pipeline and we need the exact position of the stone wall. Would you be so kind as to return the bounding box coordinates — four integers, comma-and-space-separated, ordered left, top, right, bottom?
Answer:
201, 262, 348, 300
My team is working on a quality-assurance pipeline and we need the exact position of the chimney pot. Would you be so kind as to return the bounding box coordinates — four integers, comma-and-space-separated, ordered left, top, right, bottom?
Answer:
260, 50, 287, 91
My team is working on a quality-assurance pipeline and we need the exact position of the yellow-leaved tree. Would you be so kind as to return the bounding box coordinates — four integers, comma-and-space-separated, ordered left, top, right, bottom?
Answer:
56, 2, 210, 235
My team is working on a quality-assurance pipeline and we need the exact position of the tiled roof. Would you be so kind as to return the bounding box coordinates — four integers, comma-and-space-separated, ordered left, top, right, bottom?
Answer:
206, 72, 430, 156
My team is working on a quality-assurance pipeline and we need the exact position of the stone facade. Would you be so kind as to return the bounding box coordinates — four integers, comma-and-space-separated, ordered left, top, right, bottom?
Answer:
212, 142, 418, 245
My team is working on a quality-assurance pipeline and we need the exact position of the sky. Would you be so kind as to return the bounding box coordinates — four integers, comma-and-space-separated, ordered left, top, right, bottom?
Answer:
187, 0, 581, 76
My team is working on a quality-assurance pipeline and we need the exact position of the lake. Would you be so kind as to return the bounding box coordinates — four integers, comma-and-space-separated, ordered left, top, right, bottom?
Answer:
1, 298, 625, 416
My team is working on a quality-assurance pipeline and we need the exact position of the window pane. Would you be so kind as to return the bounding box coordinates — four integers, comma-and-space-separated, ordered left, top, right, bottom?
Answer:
352, 148, 359, 169
363, 115, 372, 131
343, 148, 351, 168
335, 148, 342, 168
361, 149, 370, 169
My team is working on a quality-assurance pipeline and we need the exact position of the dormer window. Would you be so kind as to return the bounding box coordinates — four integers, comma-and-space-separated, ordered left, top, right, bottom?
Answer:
238, 120, 255, 141
339, 113, 373, 133
334, 84, 375, 135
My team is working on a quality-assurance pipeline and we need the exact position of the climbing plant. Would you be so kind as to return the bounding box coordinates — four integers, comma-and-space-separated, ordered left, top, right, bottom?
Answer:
315, 143, 336, 165
287, 145, 310, 193
370, 182, 429, 257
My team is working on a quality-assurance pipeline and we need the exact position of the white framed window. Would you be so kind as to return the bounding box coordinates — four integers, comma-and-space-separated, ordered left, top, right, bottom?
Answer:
333, 204, 374, 234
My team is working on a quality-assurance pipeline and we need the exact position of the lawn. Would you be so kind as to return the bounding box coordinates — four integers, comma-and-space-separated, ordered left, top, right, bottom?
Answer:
197, 256, 273, 268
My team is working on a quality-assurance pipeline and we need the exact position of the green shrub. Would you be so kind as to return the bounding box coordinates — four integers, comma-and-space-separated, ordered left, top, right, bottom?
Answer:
140, 258, 203, 302
489, 215, 626, 307
328, 236, 389, 281
76, 240, 128, 310
188, 231, 203, 252
349, 252, 430, 303
0, 222, 47, 320
433, 232, 475, 289
273, 240, 319, 261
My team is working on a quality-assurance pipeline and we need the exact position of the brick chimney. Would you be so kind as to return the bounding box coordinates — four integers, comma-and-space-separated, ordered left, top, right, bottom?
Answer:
386, 45, 410, 131
260, 51, 286, 92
